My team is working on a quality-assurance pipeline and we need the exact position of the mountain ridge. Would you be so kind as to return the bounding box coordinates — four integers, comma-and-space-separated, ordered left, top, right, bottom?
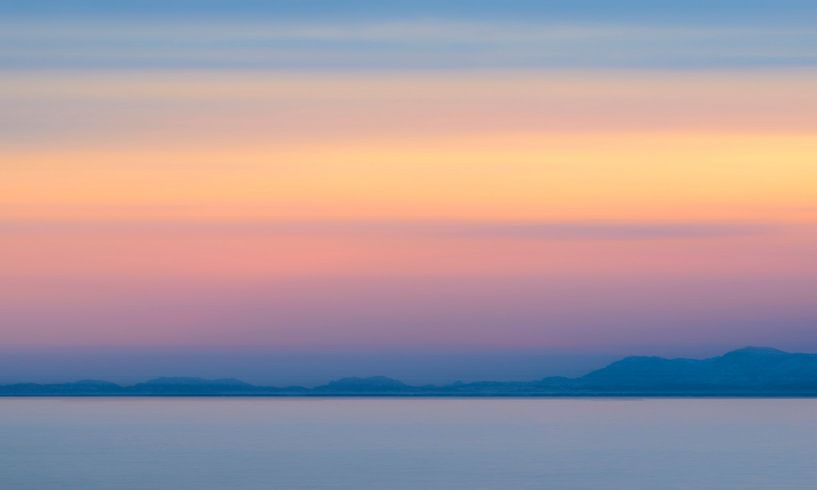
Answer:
4, 346, 817, 396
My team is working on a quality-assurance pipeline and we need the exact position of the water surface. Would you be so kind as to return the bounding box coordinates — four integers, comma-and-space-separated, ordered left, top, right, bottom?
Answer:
1, 397, 816, 489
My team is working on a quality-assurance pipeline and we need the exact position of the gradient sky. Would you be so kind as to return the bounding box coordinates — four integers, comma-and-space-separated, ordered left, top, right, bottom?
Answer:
1, 1, 816, 383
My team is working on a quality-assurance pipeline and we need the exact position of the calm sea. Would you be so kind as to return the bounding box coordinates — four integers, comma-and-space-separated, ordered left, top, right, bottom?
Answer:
1, 397, 815, 489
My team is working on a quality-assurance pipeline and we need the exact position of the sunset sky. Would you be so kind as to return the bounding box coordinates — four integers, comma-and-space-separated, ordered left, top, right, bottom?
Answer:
1, 1, 816, 383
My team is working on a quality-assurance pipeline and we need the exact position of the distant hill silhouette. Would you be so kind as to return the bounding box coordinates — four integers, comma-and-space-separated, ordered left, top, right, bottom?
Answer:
128, 377, 261, 395
314, 376, 413, 393
572, 346, 817, 392
4, 347, 817, 396
140, 377, 252, 386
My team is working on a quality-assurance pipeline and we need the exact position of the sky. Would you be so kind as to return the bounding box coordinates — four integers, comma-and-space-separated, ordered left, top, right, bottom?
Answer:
1, 1, 816, 384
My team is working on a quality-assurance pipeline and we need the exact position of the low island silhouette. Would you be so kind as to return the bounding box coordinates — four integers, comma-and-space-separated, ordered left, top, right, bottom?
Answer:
4, 347, 817, 396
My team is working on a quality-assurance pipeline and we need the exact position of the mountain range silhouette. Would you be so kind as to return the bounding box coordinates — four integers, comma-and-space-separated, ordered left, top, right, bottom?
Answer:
4, 347, 817, 396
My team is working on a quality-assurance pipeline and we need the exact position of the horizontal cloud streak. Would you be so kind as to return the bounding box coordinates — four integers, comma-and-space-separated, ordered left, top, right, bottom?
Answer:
2, 20, 816, 70
2, 1, 815, 24
0, 219, 784, 240
5, 22, 812, 43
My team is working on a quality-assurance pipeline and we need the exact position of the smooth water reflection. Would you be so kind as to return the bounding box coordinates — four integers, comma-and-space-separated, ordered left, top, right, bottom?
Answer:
1, 397, 816, 489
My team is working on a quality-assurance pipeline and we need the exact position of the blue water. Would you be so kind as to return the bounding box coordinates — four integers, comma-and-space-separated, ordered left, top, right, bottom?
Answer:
1, 398, 816, 489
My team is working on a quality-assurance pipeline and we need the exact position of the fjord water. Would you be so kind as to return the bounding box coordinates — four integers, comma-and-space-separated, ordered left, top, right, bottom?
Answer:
1, 398, 815, 489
